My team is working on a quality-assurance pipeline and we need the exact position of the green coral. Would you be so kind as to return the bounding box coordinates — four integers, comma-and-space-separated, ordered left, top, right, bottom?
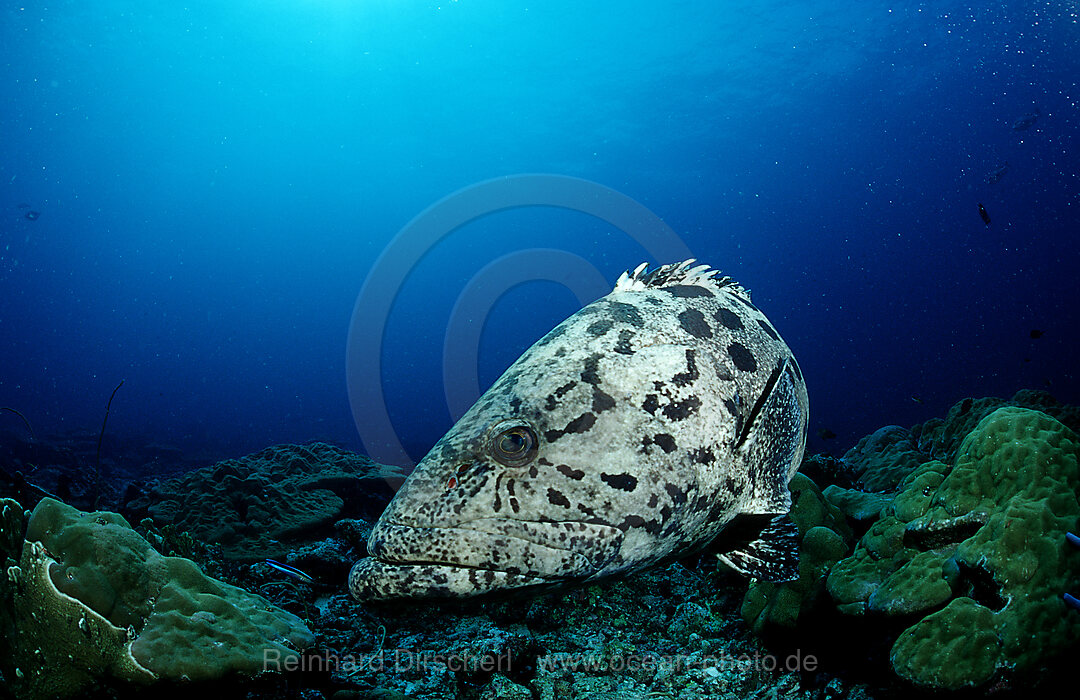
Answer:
824, 515, 908, 615
841, 425, 928, 492
740, 473, 853, 633
826, 407, 1080, 689
890, 597, 1000, 690
4, 498, 314, 698
820, 486, 891, 522
912, 390, 1080, 464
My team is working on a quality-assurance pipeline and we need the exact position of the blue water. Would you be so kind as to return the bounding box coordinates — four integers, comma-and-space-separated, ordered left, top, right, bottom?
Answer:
2, 1, 1078, 466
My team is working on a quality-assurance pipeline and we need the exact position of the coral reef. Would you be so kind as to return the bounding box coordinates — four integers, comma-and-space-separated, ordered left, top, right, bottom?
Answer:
740, 474, 854, 633
2, 498, 313, 698
911, 390, 1080, 465
5, 397, 1077, 698
731, 395, 1080, 692
839, 425, 928, 492
827, 407, 1080, 689
136, 442, 402, 560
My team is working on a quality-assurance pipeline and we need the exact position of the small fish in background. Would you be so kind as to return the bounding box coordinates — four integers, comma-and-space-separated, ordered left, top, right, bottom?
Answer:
24, 210, 40, 221
817, 428, 837, 440
1012, 108, 1040, 131
984, 162, 1009, 184
978, 203, 991, 226
911, 395, 923, 405
1030, 329, 1044, 339
265, 559, 315, 584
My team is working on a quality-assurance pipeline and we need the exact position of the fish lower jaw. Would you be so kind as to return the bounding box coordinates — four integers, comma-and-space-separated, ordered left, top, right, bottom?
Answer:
351, 519, 625, 600
348, 557, 552, 601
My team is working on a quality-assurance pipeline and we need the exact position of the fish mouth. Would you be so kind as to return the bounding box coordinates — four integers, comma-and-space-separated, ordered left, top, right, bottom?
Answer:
349, 518, 623, 601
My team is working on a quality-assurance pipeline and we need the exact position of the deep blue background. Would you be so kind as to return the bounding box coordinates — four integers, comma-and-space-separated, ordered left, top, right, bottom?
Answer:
2, 1, 1077, 466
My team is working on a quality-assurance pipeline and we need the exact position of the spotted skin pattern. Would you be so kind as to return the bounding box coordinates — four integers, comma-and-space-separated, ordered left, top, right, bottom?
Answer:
350, 261, 809, 600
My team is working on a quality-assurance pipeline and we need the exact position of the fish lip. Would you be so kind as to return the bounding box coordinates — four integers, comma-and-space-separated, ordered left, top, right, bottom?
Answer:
350, 556, 552, 600
368, 517, 623, 578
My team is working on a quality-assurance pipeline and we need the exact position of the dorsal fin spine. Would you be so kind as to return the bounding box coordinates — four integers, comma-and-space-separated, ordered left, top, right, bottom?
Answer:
613, 259, 751, 302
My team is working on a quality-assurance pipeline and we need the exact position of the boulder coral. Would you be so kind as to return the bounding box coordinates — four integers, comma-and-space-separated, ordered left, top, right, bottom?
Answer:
2, 498, 313, 699
839, 425, 928, 492
826, 407, 1080, 689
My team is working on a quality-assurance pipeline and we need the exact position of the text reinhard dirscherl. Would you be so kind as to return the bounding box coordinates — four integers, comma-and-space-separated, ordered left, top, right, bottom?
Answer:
263, 648, 818, 676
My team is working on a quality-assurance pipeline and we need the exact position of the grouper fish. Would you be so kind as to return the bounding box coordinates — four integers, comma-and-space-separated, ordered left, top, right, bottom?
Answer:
350, 260, 809, 601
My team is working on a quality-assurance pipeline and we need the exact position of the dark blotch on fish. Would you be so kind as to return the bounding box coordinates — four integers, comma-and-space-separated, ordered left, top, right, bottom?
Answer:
606, 301, 644, 327
591, 388, 616, 413
714, 307, 744, 331
691, 447, 715, 464
580, 354, 602, 386
728, 343, 757, 372
601, 472, 638, 492
557, 464, 585, 480
678, 309, 713, 340
547, 488, 571, 508
757, 319, 779, 340
644, 433, 677, 453
588, 319, 614, 336
544, 412, 597, 442
671, 349, 699, 387
664, 284, 713, 298
661, 396, 701, 421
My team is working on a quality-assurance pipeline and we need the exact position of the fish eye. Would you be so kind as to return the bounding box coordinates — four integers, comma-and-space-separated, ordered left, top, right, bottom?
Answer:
490, 422, 538, 468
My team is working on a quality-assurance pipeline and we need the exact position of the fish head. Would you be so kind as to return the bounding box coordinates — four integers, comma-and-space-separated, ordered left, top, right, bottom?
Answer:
351, 310, 699, 600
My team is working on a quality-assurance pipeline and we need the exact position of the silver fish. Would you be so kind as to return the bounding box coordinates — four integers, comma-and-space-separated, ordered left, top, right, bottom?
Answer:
350, 260, 808, 600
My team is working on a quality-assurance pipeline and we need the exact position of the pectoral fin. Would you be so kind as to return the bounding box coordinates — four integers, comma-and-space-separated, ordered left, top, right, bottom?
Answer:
716, 513, 800, 583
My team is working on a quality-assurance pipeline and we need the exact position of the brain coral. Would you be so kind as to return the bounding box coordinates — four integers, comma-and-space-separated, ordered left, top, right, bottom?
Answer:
4, 498, 313, 699
141, 442, 402, 560
826, 407, 1080, 689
